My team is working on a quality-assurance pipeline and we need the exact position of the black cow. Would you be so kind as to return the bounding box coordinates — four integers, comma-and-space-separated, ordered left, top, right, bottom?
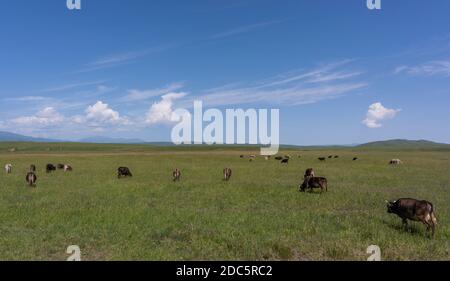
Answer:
353, 157, 359, 161
46, 164, 56, 173
299, 177, 328, 193
173, 169, 181, 182
281, 158, 289, 164
318, 157, 326, 161
386, 198, 437, 237
334, 156, 339, 159
328, 155, 333, 159
118, 167, 133, 179
26, 172, 37, 187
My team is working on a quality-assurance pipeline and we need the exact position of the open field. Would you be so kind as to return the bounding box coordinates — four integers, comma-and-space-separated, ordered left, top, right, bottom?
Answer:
0, 143, 449, 261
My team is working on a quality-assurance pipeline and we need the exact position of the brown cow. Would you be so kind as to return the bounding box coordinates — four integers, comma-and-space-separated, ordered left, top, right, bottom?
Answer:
223, 168, 232, 181
26, 172, 37, 187
299, 177, 328, 193
173, 169, 181, 181
386, 198, 437, 237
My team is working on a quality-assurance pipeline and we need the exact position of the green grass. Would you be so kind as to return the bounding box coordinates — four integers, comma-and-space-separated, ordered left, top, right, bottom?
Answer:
0, 144, 449, 260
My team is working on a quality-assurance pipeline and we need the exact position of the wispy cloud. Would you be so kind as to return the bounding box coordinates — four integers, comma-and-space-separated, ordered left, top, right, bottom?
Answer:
182, 60, 366, 107
211, 20, 284, 39
77, 44, 177, 73
121, 82, 185, 102
37, 80, 106, 93
395, 60, 450, 77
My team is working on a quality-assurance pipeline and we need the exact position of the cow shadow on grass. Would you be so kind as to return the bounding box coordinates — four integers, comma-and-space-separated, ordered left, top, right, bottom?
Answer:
380, 218, 425, 237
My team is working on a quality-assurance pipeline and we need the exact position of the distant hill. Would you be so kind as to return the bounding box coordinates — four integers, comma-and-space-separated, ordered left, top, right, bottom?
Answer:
0, 131, 59, 143
79, 136, 146, 144
358, 139, 450, 149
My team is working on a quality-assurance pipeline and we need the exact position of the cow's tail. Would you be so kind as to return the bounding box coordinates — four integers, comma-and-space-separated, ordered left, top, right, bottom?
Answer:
429, 204, 438, 226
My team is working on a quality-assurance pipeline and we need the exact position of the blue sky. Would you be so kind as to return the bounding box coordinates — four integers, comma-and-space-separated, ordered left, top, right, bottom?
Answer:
0, 0, 449, 145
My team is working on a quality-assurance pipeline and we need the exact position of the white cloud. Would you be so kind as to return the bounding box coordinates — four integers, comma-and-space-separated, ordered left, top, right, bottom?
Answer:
145, 92, 187, 125
181, 60, 366, 107
121, 82, 185, 102
362, 102, 401, 128
10, 107, 64, 127
85, 101, 129, 125
395, 60, 450, 76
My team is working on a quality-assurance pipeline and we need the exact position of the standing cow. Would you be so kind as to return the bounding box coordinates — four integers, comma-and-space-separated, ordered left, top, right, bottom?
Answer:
173, 169, 181, 182
118, 167, 133, 179
299, 177, 328, 193
26, 172, 37, 187
386, 198, 437, 237
5, 164, 12, 174
389, 159, 402, 165
46, 164, 56, 173
223, 168, 232, 181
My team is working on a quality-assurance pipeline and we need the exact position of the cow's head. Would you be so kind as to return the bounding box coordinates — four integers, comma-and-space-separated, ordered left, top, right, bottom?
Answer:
386, 200, 396, 213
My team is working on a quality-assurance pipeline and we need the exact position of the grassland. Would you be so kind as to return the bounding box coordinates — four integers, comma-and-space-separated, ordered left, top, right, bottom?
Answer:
0, 142, 449, 261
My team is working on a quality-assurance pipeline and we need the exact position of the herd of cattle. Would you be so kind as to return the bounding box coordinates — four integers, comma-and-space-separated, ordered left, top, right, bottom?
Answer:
2, 154, 437, 237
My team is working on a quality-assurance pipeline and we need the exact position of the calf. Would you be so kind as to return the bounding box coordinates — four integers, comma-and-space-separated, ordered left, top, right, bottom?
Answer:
304, 168, 315, 179
223, 168, 232, 181
46, 164, 56, 173
5, 164, 12, 174
118, 167, 133, 178
299, 177, 328, 193
173, 169, 181, 182
26, 172, 37, 187
64, 165, 73, 172
386, 198, 437, 237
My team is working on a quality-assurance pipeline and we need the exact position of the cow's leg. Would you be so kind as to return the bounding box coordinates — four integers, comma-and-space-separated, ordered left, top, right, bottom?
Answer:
402, 219, 408, 231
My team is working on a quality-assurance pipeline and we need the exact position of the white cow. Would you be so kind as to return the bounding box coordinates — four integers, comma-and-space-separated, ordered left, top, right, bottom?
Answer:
389, 159, 402, 165
5, 164, 12, 174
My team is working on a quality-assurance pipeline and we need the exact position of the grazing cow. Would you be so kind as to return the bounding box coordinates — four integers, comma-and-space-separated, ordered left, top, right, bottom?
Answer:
5, 164, 12, 174
173, 169, 181, 182
304, 168, 315, 179
328, 155, 333, 159
281, 158, 289, 164
26, 172, 37, 187
30, 165, 36, 172
57, 164, 65, 170
334, 156, 339, 159
46, 164, 56, 173
299, 176, 328, 193
274, 156, 283, 161
118, 167, 133, 179
318, 157, 326, 161
223, 168, 232, 181
64, 165, 73, 172
353, 157, 359, 161
386, 198, 437, 237
389, 159, 402, 165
